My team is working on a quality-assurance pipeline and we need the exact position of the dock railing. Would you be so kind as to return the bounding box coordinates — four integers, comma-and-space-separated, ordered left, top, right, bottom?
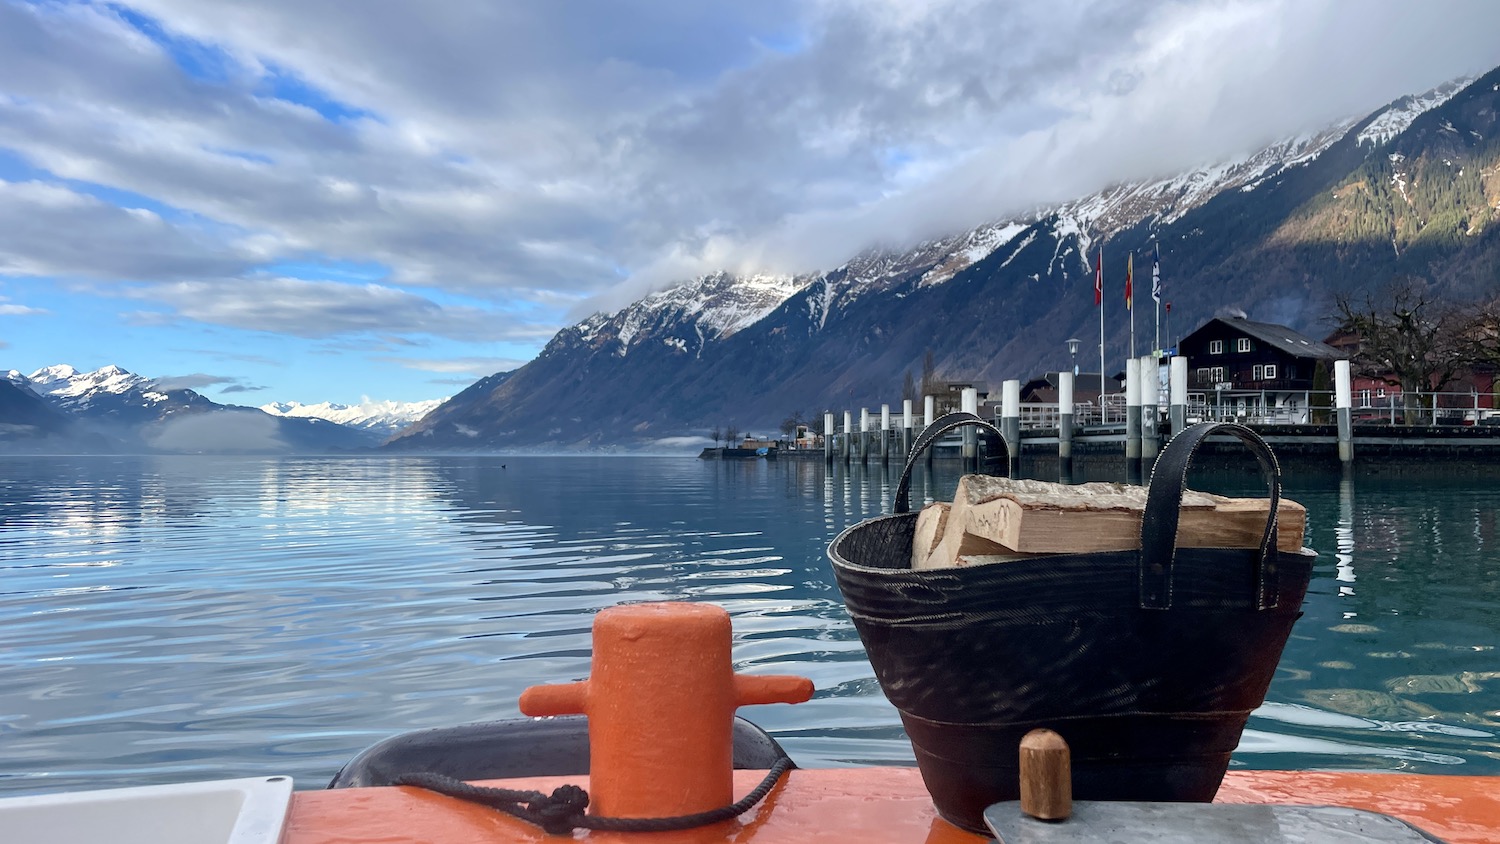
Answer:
1014, 390, 1497, 430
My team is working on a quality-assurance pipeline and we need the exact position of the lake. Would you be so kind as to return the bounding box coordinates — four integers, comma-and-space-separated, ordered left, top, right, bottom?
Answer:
2, 453, 1498, 797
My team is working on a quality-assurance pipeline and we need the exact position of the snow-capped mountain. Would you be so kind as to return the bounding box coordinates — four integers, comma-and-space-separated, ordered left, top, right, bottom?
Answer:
3, 364, 423, 453
573, 271, 809, 360
390, 67, 1500, 451
24, 364, 218, 421
555, 102, 1396, 363
1357, 77, 1472, 147
260, 398, 446, 435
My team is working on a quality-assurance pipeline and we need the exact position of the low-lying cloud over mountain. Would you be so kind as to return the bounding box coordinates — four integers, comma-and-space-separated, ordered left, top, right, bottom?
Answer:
388, 69, 1500, 450
1, 364, 435, 453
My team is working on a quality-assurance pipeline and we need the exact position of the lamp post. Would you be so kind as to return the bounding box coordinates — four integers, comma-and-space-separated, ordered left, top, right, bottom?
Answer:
1066, 338, 1081, 377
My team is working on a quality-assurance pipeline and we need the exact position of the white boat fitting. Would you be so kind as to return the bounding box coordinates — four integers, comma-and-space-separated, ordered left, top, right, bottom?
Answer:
0, 775, 294, 844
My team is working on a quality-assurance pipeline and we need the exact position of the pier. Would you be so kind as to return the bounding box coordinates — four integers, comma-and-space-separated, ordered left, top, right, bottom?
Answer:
801, 356, 1500, 471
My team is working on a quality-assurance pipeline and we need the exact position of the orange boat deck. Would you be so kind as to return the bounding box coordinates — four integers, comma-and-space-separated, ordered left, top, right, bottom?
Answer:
285, 767, 1500, 844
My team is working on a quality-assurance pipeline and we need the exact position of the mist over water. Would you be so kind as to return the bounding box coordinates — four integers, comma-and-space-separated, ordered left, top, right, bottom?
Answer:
1, 454, 1497, 796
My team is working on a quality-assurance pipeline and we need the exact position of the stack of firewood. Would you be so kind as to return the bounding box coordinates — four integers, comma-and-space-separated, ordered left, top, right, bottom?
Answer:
912, 476, 1306, 570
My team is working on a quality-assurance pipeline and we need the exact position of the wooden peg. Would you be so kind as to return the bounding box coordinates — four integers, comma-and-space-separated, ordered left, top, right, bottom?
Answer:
1019, 728, 1072, 822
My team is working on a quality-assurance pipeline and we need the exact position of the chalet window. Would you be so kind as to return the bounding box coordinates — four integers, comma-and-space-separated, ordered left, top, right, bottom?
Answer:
1210, 366, 1225, 382
1209, 340, 1223, 355
1359, 389, 1371, 408
1236, 338, 1252, 353
1263, 364, 1276, 379
1196, 367, 1210, 381
1252, 365, 1263, 380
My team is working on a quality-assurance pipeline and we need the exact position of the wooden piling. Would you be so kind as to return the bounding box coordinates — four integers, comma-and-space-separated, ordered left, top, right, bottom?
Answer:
1001, 379, 1021, 478
1169, 356, 1187, 437
923, 395, 936, 467
901, 399, 913, 459
879, 404, 891, 463
1335, 359, 1353, 464
961, 387, 978, 471
1141, 356, 1160, 461
864, 407, 876, 464
1058, 370, 1074, 480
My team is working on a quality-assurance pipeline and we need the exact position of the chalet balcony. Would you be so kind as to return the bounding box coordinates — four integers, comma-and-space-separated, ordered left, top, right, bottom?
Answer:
1188, 375, 1313, 393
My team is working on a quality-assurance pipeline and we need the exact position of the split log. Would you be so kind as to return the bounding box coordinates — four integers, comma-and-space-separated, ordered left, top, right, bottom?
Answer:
916, 475, 1305, 570
911, 502, 950, 569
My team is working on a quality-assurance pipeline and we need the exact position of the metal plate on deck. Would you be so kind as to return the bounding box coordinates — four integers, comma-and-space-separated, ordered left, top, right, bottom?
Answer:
984, 801, 1445, 843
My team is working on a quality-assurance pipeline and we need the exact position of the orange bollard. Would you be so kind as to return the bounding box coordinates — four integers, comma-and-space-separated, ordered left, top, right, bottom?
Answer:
519, 602, 814, 819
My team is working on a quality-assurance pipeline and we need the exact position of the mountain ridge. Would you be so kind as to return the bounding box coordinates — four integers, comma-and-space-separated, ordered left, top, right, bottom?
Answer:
2, 365, 400, 453
387, 70, 1500, 451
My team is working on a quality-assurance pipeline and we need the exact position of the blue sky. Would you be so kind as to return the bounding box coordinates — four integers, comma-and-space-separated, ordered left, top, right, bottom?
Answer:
2, 0, 1499, 405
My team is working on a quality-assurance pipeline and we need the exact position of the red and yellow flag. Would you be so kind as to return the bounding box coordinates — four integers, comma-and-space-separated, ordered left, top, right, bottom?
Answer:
1124, 252, 1133, 310
1094, 248, 1103, 306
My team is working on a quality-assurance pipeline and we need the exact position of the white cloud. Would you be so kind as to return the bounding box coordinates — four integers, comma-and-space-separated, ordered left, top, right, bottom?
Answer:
116, 278, 554, 341
1, 0, 1498, 332
0, 179, 252, 280
0, 303, 48, 315
384, 356, 528, 375
147, 372, 238, 391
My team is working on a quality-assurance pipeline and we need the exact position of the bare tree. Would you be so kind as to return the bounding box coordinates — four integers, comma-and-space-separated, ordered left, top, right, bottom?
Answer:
920, 349, 938, 398
725, 424, 740, 446
1333, 279, 1467, 422
1456, 295, 1500, 372
779, 411, 805, 441
901, 368, 918, 403
709, 425, 722, 447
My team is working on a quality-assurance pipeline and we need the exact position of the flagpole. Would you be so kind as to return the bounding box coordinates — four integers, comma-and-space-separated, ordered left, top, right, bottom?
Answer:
1128, 252, 1135, 362
1152, 240, 1161, 353
1098, 246, 1106, 400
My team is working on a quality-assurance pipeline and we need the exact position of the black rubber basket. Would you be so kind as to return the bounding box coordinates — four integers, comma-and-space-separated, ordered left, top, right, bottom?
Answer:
828, 413, 1315, 833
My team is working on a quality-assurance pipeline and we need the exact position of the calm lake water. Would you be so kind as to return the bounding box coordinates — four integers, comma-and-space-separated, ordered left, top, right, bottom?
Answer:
2, 453, 1498, 797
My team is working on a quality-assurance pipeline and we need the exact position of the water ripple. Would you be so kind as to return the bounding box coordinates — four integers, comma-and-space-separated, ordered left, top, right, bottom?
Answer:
1, 456, 1499, 796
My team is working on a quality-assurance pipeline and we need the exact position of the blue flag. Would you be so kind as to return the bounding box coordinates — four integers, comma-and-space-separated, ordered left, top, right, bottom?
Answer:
1151, 242, 1162, 303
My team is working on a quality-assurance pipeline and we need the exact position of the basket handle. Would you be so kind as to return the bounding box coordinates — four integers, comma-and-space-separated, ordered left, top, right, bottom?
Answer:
1138, 422, 1283, 611
893, 412, 1010, 514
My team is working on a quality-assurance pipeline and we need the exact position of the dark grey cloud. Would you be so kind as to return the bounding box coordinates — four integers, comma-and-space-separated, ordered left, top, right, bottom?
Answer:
219, 383, 266, 394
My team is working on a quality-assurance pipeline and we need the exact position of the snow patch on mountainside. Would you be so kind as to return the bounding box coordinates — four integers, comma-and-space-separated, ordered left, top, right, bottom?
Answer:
260, 398, 446, 432
26, 364, 150, 408
916, 221, 1028, 287
1050, 121, 1359, 239
1358, 79, 1471, 147
580, 271, 807, 355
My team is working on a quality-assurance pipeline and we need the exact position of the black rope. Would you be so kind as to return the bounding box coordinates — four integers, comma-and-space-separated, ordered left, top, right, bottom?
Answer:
393, 756, 795, 835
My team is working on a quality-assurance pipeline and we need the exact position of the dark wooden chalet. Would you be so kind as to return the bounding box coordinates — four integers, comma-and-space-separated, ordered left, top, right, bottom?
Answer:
931, 379, 989, 416
1019, 373, 1121, 405
1178, 317, 1344, 394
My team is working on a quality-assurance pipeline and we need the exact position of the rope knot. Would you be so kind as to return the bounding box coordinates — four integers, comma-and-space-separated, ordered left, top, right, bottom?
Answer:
528, 784, 589, 834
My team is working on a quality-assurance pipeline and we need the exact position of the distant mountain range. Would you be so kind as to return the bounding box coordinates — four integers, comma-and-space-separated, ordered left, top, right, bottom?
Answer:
259, 398, 446, 435
1, 365, 438, 454
388, 69, 1500, 450
9, 70, 1499, 455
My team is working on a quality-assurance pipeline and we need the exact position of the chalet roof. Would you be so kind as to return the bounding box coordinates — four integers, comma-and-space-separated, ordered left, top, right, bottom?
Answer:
1021, 372, 1118, 395
1198, 317, 1345, 360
